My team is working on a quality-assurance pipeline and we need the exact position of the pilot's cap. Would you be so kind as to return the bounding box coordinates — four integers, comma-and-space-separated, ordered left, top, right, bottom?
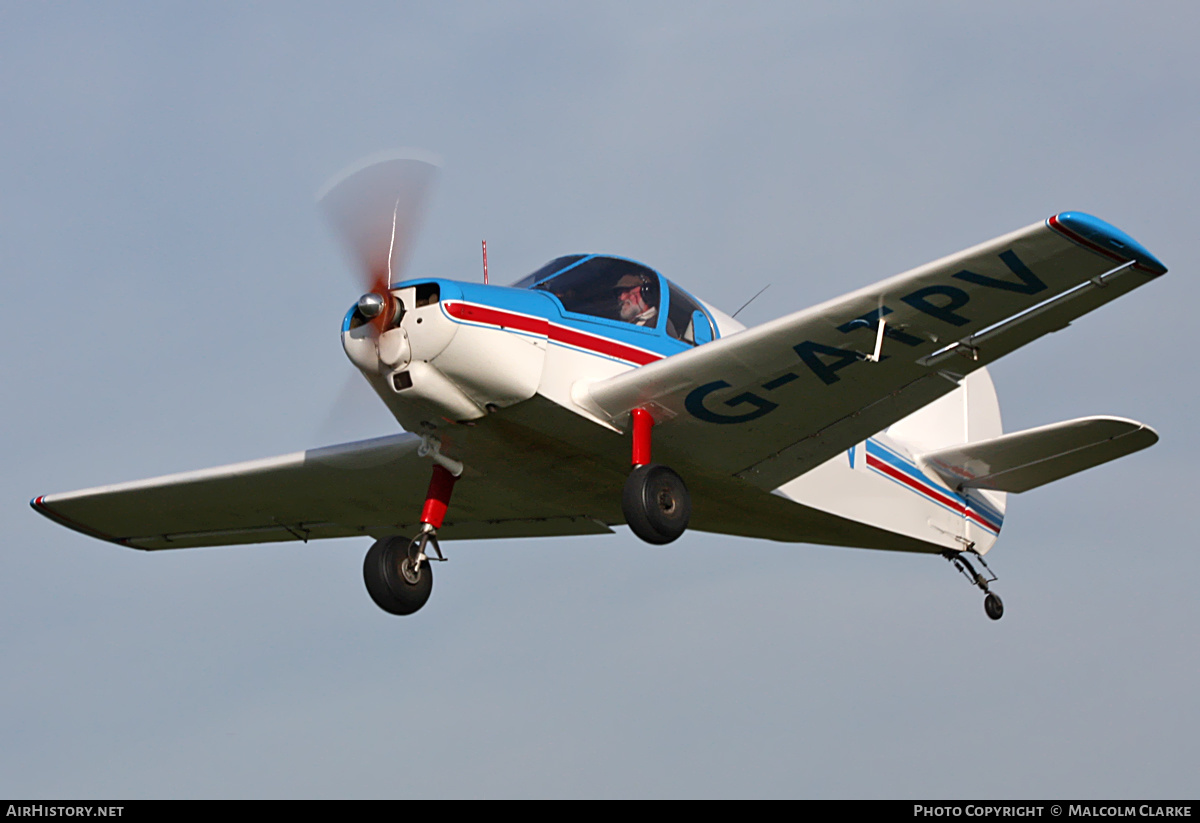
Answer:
615, 273, 650, 290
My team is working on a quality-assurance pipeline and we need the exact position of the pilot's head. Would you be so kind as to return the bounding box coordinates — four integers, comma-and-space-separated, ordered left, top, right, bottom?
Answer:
615, 272, 656, 323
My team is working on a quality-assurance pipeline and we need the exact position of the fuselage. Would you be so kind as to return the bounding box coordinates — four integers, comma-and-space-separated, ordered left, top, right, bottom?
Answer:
341, 253, 1005, 556
342, 254, 741, 434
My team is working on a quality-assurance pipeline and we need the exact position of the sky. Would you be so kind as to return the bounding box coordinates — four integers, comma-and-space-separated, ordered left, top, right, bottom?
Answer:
3, 1, 1198, 799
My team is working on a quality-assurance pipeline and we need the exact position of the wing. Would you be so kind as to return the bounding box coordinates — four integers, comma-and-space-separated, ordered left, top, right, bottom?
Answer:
32, 432, 612, 550
581, 212, 1166, 490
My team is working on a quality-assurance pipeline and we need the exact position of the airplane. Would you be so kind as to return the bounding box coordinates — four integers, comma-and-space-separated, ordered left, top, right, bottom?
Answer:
30, 155, 1167, 621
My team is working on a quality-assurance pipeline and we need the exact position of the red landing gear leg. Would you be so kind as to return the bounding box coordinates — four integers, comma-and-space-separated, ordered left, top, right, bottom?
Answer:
631, 407, 654, 467
362, 463, 457, 616
420, 464, 457, 534
621, 407, 691, 544
414, 463, 456, 563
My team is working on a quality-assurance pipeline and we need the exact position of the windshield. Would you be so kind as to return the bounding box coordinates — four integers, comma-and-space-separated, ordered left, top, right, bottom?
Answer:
508, 255, 586, 290
531, 256, 661, 327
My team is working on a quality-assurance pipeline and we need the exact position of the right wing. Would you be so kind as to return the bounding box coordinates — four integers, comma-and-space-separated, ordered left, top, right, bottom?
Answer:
581, 212, 1166, 490
32, 433, 612, 550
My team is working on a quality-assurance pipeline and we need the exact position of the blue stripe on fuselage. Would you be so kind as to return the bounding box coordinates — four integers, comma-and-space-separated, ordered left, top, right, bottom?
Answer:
407, 278, 700, 360
865, 438, 1004, 532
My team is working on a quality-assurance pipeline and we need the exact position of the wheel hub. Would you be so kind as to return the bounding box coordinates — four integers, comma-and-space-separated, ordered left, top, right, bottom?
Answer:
400, 556, 422, 585
657, 489, 676, 515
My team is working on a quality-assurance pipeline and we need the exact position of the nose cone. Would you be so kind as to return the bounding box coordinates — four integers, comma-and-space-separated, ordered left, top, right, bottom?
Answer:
357, 292, 386, 319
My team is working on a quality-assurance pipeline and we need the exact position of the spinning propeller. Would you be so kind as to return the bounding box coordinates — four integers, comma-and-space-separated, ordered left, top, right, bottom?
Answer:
319, 152, 439, 335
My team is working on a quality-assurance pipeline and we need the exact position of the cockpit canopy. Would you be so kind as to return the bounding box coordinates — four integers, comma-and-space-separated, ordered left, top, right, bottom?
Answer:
511, 255, 714, 345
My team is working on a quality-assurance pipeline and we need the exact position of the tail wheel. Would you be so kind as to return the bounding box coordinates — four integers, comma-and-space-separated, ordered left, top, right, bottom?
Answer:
622, 463, 691, 545
945, 548, 1005, 621
363, 535, 433, 615
984, 592, 1004, 621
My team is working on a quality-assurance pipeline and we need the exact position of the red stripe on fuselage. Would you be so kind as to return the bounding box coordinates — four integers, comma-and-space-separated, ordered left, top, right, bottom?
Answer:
443, 301, 663, 366
444, 302, 549, 336
866, 455, 1000, 532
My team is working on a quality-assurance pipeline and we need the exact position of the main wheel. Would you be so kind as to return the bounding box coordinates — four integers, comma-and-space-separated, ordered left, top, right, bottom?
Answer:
363, 535, 433, 615
622, 463, 691, 545
984, 592, 1004, 621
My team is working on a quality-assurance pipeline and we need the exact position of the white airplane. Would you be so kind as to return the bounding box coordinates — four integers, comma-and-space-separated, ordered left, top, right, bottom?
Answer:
31, 157, 1166, 620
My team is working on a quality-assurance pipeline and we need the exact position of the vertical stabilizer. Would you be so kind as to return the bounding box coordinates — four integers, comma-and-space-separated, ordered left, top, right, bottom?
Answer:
886, 367, 1003, 452
774, 367, 1008, 555
886, 367, 1007, 553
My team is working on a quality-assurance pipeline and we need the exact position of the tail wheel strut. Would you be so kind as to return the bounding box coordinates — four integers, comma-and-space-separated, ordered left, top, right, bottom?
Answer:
944, 547, 1004, 621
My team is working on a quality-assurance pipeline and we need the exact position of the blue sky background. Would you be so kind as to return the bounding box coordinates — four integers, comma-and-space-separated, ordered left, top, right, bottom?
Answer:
3, 2, 1197, 798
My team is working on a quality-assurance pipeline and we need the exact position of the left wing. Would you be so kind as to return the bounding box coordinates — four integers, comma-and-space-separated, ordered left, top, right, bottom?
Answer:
581, 212, 1166, 490
32, 433, 612, 550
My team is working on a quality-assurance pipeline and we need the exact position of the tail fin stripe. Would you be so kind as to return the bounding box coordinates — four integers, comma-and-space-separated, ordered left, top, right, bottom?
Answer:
865, 439, 1004, 533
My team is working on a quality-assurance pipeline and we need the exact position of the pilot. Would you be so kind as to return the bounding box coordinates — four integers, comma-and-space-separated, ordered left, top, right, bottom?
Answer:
614, 272, 659, 326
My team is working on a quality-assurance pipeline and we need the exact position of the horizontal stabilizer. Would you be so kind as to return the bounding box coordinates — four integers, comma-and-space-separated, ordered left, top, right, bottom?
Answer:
920, 416, 1158, 493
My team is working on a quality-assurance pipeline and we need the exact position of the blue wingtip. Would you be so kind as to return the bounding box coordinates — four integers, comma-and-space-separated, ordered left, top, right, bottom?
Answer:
1051, 212, 1167, 275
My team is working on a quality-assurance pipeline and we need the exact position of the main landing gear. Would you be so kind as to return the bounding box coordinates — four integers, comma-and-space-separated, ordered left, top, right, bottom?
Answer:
621, 408, 691, 545
944, 546, 1004, 621
364, 411, 694, 614
363, 533, 435, 615
364, 444, 459, 616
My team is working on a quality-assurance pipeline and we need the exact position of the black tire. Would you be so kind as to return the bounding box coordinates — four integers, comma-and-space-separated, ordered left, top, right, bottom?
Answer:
363, 535, 433, 616
622, 464, 691, 545
984, 592, 1004, 621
